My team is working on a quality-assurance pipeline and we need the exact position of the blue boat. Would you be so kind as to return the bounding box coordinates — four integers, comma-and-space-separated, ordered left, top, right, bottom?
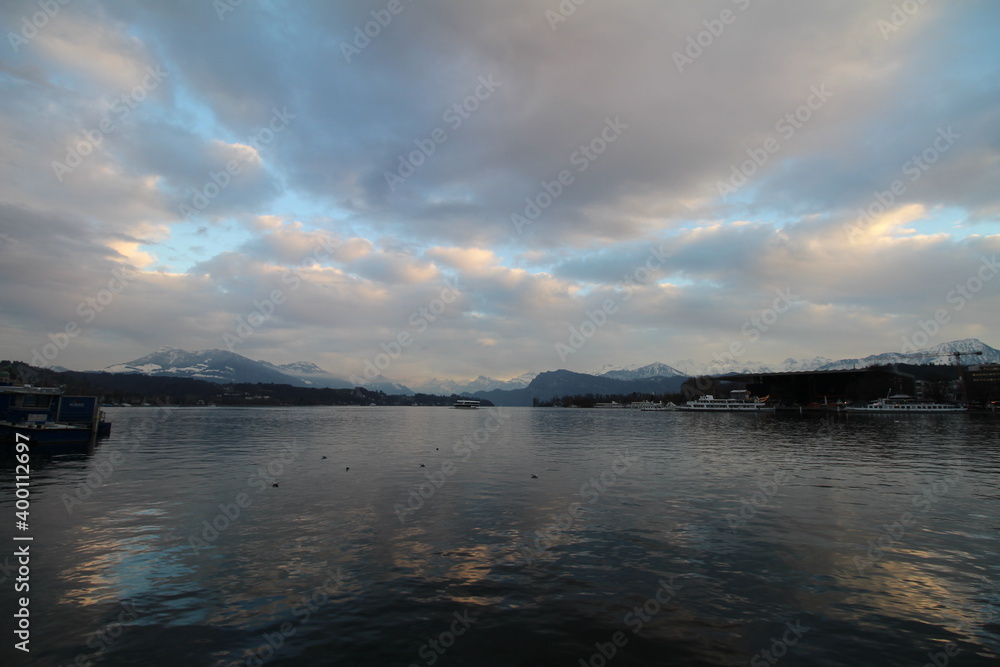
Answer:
0, 383, 112, 445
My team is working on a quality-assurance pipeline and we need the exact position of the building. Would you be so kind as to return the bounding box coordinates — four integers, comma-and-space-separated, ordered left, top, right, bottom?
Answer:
694, 367, 917, 406
963, 364, 1000, 406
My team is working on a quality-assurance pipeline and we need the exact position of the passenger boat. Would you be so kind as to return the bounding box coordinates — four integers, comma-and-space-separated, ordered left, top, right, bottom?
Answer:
844, 395, 966, 413
639, 402, 677, 411
0, 383, 111, 444
677, 390, 774, 412
453, 399, 481, 409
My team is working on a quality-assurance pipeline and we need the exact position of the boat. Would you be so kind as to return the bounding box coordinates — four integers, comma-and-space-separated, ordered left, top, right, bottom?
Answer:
775, 395, 850, 414
677, 390, 774, 412
640, 402, 677, 411
844, 394, 966, 413
1, 383, 111, 445
453, 399, 481, 409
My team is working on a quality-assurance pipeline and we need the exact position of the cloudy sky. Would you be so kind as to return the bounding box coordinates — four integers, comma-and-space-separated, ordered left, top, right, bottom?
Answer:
1, 0, 999, 383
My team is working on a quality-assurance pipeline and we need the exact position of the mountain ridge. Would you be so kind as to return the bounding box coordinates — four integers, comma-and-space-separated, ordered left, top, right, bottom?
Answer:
93, 338, 998, 398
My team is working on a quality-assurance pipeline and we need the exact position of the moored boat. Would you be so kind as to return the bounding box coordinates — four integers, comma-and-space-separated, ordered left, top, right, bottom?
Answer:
844, 395, 966, 413
677, 390, 774, 412
1, 383, 111, 444
640, 402, 677, 411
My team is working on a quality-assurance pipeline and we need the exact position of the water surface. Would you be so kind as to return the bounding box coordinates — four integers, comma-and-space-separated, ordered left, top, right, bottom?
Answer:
2, 406, 999, 666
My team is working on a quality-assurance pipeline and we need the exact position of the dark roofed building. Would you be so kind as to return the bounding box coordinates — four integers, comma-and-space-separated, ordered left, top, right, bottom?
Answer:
702, 367, 916, 406
963, 364, 1000, 406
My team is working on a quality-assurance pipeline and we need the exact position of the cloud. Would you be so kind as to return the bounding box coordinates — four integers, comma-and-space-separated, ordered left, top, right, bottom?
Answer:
0, 0, 998, 382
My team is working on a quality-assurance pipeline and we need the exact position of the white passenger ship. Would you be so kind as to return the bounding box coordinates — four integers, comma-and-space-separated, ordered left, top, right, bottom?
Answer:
677, 390, 774, 412
844, 395, 966, 413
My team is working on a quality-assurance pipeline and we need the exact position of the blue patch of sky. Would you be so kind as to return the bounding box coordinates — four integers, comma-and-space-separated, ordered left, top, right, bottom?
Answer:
901, 206, 994, 239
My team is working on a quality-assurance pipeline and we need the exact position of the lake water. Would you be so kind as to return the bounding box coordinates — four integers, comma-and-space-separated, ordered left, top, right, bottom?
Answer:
2, 406, 999, 666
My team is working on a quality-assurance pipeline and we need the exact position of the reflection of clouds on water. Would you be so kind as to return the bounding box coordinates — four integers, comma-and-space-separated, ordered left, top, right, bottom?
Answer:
60, 504, 188, 609
13, 406, 1000, 664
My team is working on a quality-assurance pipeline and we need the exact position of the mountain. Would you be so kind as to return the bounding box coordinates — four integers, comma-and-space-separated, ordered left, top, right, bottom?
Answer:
669, 340, 997, 375
670, 358, 776, 376
474, 369, 689, 407
259, 360, 354, 389
103, 347, 313, 386
361, 374, 415, 396
778, 356, 836, 372
103, 347, 413, 392
599, 362, 686, 381
671, 357, 835, 375
97, 338, 997, 403
814, 338, 1000, 371
411, 373, 537, 395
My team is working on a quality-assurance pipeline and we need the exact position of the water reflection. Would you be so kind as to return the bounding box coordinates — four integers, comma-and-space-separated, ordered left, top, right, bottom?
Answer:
1, 407, 998, 666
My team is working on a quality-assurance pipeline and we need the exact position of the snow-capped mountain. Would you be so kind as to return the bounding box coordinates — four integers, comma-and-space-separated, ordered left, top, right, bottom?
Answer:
412, 373, 537, 395
779, 356, 836, 372
599, 362, 686, 381
259, 360, 354, 389
103, 347, 313, 386
360, 375, 414, 396
670, 339, 997, 376
100, 347, 419, 394
814, 338, 999, 370
670, 358, 775, 376
94, 338, 997, 399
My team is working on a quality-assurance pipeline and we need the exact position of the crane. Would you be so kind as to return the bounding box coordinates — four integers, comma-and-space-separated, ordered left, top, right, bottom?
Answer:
897, 349, 983, 363
895, 349, 983, 402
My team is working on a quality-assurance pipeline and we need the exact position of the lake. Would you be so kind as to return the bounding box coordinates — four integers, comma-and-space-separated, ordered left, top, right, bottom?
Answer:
2, 406, 999, 666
